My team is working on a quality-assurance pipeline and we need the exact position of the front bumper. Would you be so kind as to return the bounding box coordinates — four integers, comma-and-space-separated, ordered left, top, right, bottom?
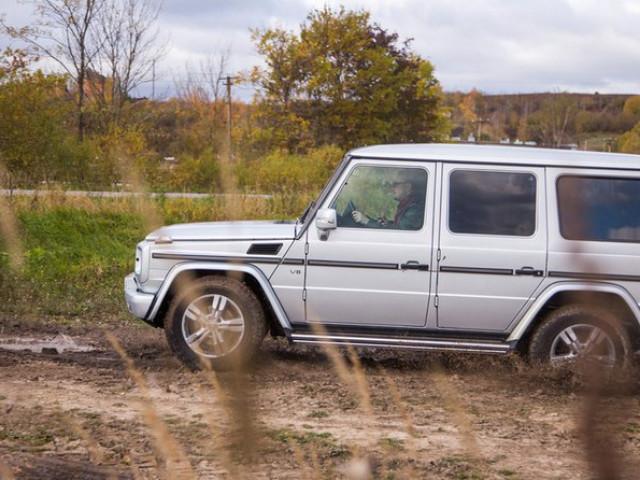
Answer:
124, 273, 154, 320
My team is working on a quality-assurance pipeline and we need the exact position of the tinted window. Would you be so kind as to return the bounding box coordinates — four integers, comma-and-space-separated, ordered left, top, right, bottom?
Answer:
449, 170, 536, 236
557, 176, 640, 242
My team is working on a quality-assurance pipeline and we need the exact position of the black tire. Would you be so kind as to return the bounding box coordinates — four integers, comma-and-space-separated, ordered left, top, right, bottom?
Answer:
164, 276, 267, 371
528, 304, 632, 369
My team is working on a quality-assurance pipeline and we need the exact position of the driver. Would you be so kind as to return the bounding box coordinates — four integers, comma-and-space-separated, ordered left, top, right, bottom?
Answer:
351, 170, 424, 230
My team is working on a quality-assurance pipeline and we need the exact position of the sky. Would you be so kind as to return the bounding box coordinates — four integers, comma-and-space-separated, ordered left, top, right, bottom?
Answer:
2, 0, 640, 101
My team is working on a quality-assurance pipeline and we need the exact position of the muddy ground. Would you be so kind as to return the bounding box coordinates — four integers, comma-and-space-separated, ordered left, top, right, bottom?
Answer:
0, 321, 639, 480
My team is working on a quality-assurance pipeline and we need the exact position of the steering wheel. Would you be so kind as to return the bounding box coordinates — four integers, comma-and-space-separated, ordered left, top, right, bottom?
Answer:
337, 199, 359, 227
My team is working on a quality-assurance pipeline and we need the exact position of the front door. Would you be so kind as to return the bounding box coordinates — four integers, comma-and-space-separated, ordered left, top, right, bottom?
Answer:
304, 162, 435, 327
436, 164, 547, 331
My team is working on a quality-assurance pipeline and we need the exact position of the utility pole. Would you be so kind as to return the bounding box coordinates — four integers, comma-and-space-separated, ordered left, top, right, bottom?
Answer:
151, 59, 156, 99
224, 75, 237, 161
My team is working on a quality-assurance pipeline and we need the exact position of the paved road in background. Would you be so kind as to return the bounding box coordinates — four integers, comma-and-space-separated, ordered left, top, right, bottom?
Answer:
0, 189, 271, 199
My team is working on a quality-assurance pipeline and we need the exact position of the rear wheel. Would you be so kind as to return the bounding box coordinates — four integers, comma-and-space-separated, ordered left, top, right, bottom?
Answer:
165, 276, 267, 371
528, 304, 632, 369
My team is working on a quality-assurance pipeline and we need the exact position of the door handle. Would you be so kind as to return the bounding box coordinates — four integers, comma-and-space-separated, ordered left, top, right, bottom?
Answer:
401, 261, 429, 271
515, 267, 544, 277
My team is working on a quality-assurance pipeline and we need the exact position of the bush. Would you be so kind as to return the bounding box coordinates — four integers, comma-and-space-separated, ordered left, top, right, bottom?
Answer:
238, 145, 342, 194
166, 148, 219, 192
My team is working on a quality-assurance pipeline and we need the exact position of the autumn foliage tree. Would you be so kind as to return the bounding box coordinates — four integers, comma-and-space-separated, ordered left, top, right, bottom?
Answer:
4, 0, 165, 138
249, 6, 448, 153
0, 48, 73, 185
618, 96, 640, 153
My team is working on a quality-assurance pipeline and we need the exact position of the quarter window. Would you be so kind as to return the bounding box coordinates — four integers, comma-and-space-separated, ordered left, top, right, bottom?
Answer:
557, 176, 640, 242
449, 170, 537, 236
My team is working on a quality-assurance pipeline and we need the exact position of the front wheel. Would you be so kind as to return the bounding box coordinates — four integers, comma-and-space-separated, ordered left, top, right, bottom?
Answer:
528, 305, 632, 369
164, 276, 267, 371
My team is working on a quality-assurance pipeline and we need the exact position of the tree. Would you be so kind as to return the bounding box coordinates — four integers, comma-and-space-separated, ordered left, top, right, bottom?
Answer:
3, 0, 165, 138
458, 89, 487, 140
249, 27, 311, 153
527, 94, 579, 147
0, 48, 72, 184
618, 123, 640, 154
175, 45, 231, 156
623, 96, 640, 117
250, 6, 447, 151
93, 0, 166, 127
3, 0, 105, 139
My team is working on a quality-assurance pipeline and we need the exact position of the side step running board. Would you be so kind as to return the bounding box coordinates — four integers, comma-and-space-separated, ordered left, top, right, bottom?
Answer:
290, 333, 514, 354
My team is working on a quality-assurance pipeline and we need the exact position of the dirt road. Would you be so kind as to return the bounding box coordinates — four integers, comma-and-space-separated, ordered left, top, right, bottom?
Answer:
1, 322, 639, 479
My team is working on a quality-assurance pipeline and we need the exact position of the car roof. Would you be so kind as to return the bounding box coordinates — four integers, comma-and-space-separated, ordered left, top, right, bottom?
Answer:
347, 143, 640, 170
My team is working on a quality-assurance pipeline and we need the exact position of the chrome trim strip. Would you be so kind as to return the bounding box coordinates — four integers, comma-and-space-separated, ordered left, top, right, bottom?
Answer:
290, 333, 512, 354
440, 266, 514, 275
307, 259, 399, 270
152, 252, 282, 264
548, 271, 640, 282
282, 258, 305, 265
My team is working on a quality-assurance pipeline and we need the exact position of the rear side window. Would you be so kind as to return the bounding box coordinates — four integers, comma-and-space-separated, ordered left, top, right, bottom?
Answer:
557, 176, 640, 242
449, 170, 537, 236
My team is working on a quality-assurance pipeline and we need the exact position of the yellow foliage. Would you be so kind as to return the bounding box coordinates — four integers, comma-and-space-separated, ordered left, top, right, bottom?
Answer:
623, 96, 640, 117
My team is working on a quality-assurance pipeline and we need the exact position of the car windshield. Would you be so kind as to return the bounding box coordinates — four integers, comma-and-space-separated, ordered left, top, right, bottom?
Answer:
297, 154, 349, 224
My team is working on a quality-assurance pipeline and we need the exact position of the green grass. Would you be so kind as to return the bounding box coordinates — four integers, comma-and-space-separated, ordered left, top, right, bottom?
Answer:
308, 409, 330, 419
0, 192, 303, 325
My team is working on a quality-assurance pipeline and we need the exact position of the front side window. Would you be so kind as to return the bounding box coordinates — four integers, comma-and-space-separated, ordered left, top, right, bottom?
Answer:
557, 176, 640, 242
333, 166, 427, 231
449, 170, 537, 236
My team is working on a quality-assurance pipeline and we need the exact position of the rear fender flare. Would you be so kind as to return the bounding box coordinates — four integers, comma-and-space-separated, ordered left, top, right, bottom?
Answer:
508, 281, 640, 342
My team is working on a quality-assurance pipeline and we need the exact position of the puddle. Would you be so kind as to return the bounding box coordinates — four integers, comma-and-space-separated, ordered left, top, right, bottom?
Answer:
0, 334, 97, 354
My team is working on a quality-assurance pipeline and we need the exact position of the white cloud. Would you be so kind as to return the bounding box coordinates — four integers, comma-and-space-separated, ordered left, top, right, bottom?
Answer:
2, 0, 639, 97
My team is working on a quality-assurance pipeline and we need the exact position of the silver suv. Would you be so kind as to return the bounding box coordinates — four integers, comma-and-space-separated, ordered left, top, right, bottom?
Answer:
125, 144, 640, 370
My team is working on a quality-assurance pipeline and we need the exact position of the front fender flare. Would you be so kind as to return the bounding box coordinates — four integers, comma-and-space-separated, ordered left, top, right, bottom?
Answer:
144, 262, 293, 334
508, 281, 640, 342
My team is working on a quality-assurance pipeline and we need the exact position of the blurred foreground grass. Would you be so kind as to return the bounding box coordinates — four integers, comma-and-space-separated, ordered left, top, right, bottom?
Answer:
0, 191, 310, 325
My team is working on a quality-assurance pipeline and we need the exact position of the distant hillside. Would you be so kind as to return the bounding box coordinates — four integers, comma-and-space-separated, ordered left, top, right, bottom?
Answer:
444, 91, 639, 150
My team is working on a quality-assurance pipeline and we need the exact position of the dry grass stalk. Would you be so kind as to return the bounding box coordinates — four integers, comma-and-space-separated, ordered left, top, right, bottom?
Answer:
0, 161, 24, 272
194, 368, 242, 479
309, 448, 322, 480
580, 381, 624, 479
346, 344, 373, 418
566, 208, 637, 479
0, 457, 15, 480
59, 409, 107, 466
286, 435, 314, 480
308, 322, 366, 409
431, 367, 480, 459
127, 455, 145, 480
111, 142, 163, 232
307, 322, 381, 475
105, 331, 196, 480
382, 371, 418, 478
382, 373, 414, 438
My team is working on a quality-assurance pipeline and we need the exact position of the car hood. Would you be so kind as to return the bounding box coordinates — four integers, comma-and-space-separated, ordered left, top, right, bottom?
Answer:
145, 220, 299, 242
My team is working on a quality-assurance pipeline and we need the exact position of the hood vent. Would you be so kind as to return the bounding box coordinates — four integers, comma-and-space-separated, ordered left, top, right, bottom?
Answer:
247, 243, 283, 255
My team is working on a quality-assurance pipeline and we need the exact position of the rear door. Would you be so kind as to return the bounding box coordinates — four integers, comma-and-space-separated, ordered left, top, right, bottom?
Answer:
436, 164, 547, 331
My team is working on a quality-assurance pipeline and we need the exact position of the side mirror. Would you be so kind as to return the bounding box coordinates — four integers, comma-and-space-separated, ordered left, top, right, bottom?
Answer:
315, 208, 337, 240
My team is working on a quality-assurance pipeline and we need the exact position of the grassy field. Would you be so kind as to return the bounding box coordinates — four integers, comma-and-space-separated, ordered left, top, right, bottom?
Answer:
0, 190, 311, 325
